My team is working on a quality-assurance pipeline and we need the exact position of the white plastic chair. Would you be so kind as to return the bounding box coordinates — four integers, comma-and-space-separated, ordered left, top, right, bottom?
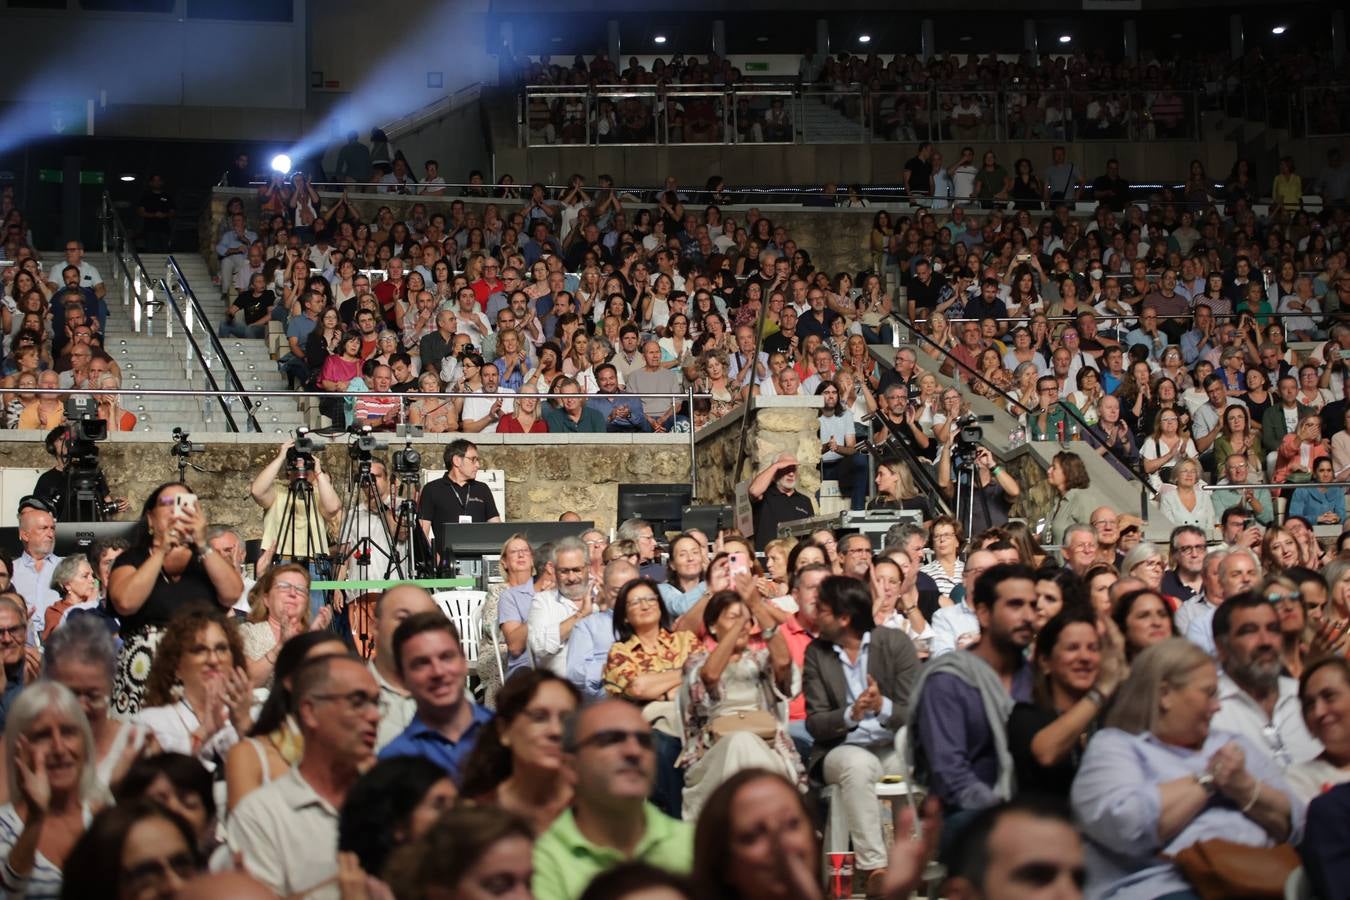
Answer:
431, 590, 486, 680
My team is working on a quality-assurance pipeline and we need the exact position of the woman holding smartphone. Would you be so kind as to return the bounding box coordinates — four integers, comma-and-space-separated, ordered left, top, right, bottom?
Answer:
106, 483, 245, 716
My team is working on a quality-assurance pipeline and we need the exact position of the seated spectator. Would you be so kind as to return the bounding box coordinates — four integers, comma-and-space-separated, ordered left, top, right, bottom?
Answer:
1288, 456, 1345, 526
909, 564, 1035, 846
407, 370, 458, 433
532, 698, 692, 899
134, 610, 250, 767
337, 756, 456, 885
385, 806, 535, 898
226, 630, 347, 812
1158, 458, 1216, 534
459, 671, 580, 834
1289, 656, 1350, 803
1008, 607, 1124, 799
378, 611, 492, 785
803, 575, 920, 894
60, 799, 204, 899
228, 654, 381, 897
543, 377, 607, 433
219, 272, 274, 339
657, 533, 707, 617
1273, 414, 1328, 484
16, 370, 63, 431
677, 586, 804, 820
527, 538, 595, 676
0, 682, 99, 897
588, 363, 651, 433
37, 554, 97, 642
1071, 638, 1302, 899
497, 382, 549, 433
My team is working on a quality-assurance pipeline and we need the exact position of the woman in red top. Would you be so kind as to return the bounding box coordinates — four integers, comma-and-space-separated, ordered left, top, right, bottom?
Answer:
495, 384, 548, 433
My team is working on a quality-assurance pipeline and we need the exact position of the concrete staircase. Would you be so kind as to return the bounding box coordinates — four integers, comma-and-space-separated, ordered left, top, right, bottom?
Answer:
104, 253, 302, 435
798, 95, 870, 143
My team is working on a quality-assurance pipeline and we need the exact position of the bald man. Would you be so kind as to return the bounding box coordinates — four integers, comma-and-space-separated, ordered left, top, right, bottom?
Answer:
930, 549, 996, 656
371, 583, 437, 750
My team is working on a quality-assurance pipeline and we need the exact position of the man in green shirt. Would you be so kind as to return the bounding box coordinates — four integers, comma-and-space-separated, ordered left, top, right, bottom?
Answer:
533, 699, 693, 900
542, 378, 609, 434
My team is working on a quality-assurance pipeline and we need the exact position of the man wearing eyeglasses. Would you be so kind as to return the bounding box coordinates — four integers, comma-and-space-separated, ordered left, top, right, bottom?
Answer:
1210, 591, 1321, 772
1161, 525, 1208, 606
378, 611, 492, 784
527, 537, 596, 677
533, 698, 692, 900
229, 654, 381, 899
0, 597, 40, 732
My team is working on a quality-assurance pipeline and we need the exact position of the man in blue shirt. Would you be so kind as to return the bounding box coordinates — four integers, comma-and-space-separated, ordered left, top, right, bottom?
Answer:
587, 364, 653, 433
378, 610, 493, 785
215, 212, 257, 300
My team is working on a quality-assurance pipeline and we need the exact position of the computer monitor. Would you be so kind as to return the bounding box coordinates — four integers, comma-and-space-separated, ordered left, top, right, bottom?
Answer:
55, 521, 139, 557
437, 521, 596, 558
617, 484, 692, 539
681, 505, 732, 539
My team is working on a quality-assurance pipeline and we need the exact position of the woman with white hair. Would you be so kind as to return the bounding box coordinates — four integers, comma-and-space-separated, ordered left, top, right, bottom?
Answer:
43, 616, 156, 789
1119, 541, 1168, 596
36, 554, 98, 644
0, 682, 105, 898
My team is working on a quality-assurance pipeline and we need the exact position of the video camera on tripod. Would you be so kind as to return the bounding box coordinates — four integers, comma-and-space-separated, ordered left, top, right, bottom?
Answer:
348, 425, 389, 463
951, 413, 993, 463
287, 427, 328, 474
61, 399, 119, 520
391, 423, 423, 478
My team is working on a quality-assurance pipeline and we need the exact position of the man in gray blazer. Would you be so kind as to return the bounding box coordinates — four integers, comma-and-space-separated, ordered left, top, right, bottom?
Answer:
804, 574, 921, 894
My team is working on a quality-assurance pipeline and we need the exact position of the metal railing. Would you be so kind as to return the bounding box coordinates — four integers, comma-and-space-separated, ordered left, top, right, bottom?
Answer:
520, 83, 1208, 147
101, 193, 162, 339
25, 385, 709, 498
162, 256, 262, 432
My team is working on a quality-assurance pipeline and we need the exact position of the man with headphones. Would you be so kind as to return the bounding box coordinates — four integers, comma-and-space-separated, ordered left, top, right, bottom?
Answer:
31, 425, 125, 522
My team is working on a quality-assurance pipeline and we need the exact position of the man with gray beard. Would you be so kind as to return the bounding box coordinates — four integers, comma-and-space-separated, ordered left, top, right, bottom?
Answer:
1210, 591, 1321, 770
527, 537, 597, 675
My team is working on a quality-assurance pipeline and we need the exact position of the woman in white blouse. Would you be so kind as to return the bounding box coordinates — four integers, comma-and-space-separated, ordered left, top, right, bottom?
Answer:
239, 564, 332, 689
1157, 458, 1216, 537
1140, 407, 1199, 492
134, 611, 251, 774
1289, 656, 1350, 803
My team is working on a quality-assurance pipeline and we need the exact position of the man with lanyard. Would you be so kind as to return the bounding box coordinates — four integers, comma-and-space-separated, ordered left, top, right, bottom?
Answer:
417, 439, 500, 567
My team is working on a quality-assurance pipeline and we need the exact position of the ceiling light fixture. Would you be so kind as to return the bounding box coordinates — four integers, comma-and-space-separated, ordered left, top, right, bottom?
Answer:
654, 34, 667, 44
1058, 34, 1072, 44
858, 34, 872, 44
119, 174, 136, 182
1271, 25, 1287, 35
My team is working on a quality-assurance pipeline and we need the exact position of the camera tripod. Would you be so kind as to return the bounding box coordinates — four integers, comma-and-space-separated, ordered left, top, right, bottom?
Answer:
270, 468, 332, 614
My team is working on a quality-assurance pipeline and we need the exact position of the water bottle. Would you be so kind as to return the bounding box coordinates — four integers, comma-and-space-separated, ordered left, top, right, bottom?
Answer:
1056, 419, 1065, 441
1070, 422, 1080, 441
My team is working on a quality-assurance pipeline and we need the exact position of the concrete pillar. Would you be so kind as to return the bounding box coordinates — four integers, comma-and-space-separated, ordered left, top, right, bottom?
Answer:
1024, 19, 1038, 58
817, 18, 830, 59
1333, 10, 1347, 69
1229, 14, 1244, 60
712, 19, 726, 58
920, 19, 936, 63
1123, 19, 1138, 63
607, 19, 620, 65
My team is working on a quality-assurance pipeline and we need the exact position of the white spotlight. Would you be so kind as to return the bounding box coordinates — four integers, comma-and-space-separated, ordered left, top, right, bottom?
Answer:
119, 174, 136, 182
654, 35, 667, 44
1271, 25, 1287, 35
1058, 34, 1072, 44
858, 34, 872, 44
270, 154, 292, 174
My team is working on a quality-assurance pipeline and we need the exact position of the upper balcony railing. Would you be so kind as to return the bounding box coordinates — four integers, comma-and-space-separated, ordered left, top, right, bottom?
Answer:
521, 82, 1350, 147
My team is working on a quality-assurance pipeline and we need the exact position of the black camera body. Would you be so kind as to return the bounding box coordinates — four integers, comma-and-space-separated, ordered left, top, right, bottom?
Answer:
392, 447, 421, 477
348, 425, 389, 461
62, 398, 106, 475
170, 427, 205, 458
287, 427, 328, 473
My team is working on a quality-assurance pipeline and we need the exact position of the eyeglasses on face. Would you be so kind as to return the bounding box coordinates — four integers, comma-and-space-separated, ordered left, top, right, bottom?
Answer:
310, 690, 380, 713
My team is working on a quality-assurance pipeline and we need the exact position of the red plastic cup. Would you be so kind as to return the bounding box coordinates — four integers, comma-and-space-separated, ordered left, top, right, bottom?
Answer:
827, 851, 855, 899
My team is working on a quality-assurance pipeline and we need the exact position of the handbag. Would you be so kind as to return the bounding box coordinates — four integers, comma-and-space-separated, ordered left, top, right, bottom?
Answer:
708, 709, 778, 742
1169, 838, 1300, 900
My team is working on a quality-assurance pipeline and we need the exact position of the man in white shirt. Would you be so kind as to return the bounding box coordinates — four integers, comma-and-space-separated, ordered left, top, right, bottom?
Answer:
1186, 549, 1260, 656
45, 240, 105, 300
1210, 591, 1321, 769
1174, 548, 1228, 640
527, 537, 595, 675
930, 549, 994, 656
460, 359, 515, 433
369, 584, 437, 750
11, 500, 62, 625
206, 526, 254, 616
229, 654, 380, 899
949, 146, 979, 204
419, 159, 447, 195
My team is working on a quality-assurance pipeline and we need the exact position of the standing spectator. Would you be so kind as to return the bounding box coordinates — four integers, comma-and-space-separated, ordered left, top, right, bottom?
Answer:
532, 699, 692, 900
1090, 158, 1130, 212
909, 563, 1036, 844
135, 174, 175, 251
804, 575, 920, 895
228, 654, 381, 898
748, 453, 815, 552
1272, 156, 1303, 208
378, 612, 492, 784
11, 498, 61, 624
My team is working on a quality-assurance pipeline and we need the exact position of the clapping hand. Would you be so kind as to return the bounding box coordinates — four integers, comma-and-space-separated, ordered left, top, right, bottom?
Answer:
851, 675, 884, 719
220, 666, 254, 734
15, 735, 51, 814
1207, 742, 1254, 802
882, 797, 942, 900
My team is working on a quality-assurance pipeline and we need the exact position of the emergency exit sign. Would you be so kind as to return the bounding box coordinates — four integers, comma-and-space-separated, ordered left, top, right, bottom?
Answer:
744, 62, 770, 72
38, 170, 105, 185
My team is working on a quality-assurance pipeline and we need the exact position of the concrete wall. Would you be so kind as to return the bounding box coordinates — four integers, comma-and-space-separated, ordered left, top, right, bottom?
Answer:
0, 432, 692, 540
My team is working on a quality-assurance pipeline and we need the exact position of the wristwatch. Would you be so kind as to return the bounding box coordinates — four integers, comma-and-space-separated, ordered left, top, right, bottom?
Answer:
1084, 687, 1106, 708
1194, 771, 1216, 794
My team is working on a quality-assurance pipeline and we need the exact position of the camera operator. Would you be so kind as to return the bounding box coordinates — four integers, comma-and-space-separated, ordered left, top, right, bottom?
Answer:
249, 437, 341, 579
936, 429, 1019, 536
337, 457, 400, 579
31, 425, 126, 522
417, 439, 500, 558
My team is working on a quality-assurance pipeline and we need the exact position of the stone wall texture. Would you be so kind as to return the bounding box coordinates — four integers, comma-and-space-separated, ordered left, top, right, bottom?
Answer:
0, 438, 692, 539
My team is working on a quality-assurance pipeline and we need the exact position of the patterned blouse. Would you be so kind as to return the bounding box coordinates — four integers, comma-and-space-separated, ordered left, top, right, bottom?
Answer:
603, 629, 698, 698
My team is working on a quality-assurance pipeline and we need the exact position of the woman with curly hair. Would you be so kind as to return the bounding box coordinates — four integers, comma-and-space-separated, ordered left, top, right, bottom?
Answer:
694, 350, 736, 418
133, 610, 250, 772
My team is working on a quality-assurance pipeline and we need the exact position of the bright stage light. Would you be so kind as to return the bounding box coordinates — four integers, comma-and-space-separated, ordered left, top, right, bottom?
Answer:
270, 154, 292, 173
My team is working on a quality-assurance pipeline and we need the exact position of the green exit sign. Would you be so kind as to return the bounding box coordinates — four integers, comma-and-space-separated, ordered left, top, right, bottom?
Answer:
38, 170, 105, 185
744, 62, 770, 72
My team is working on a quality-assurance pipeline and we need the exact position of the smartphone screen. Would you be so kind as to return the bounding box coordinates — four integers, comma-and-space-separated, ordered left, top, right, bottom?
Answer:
174, 493, 198, 516
728, 551, 750, 578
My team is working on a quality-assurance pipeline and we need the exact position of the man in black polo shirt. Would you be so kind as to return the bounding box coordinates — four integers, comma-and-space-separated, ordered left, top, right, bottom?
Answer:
961, 277, 1007, 326
905, 259, 947, 321
748, 452, 815, 552
417, 439, 500, 560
